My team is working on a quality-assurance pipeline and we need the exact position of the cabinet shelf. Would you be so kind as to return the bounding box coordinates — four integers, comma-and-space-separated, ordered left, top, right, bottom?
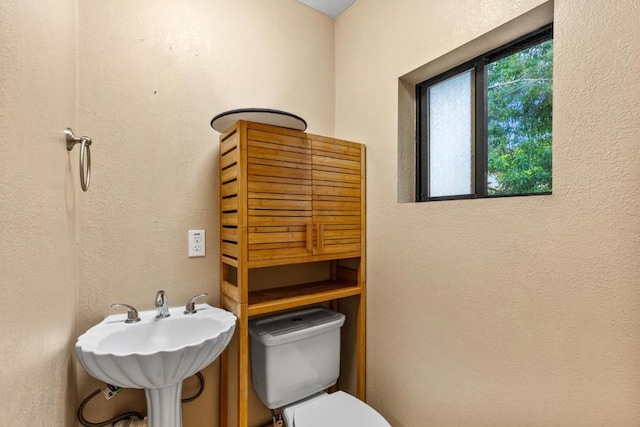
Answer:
248, 280, 362, 317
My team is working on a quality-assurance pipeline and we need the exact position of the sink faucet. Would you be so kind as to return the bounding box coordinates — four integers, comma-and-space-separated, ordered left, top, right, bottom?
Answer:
155, 290, 170, 318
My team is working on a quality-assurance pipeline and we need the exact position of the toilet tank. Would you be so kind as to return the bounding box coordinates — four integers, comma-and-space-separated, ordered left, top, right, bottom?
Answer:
249, 307, 346, 409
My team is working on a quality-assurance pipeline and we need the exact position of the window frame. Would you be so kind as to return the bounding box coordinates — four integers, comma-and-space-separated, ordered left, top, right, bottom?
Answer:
416, 23, 554, 202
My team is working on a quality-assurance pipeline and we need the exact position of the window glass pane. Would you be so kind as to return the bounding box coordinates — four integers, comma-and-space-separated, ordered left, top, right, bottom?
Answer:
428, 70, 473, 197
487, 39, 553, 195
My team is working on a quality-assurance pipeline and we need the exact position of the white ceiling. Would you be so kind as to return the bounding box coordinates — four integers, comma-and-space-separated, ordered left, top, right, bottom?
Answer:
297, 0, 356, 18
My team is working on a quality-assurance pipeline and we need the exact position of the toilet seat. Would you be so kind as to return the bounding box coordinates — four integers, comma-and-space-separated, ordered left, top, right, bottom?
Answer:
291, 391, 390, 427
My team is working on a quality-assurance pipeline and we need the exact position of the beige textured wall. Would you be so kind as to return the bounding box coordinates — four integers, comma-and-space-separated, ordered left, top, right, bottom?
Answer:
336, 0, 640, 426
0, 0, 78, 425
76, 0, 335, 425
6, 1, 639, 425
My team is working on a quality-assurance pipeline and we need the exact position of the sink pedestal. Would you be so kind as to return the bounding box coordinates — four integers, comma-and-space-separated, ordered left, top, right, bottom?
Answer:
145, 382, 183, 427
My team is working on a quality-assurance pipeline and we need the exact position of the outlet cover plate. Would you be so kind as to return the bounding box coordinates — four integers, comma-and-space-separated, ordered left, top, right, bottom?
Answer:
188, 230, 205, 257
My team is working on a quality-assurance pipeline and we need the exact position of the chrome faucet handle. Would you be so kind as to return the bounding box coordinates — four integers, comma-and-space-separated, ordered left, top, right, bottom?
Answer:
184, 293, 208, 315
111, 303, 141, 324
155, 290, 170, 318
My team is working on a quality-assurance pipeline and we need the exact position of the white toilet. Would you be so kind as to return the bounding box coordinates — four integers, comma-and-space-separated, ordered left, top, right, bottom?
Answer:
249, 307, 391, 427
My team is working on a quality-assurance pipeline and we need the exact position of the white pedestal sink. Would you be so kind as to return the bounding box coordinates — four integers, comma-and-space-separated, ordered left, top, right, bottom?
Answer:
76, 303, 236, 427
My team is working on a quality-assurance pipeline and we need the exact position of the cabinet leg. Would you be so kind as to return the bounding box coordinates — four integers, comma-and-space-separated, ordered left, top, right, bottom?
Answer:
220, 347, 229, 426
356, 292, 366, 400
238, 307, 249, 427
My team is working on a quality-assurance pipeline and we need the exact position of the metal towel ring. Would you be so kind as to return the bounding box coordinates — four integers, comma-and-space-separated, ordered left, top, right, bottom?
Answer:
64, 128, 92, 192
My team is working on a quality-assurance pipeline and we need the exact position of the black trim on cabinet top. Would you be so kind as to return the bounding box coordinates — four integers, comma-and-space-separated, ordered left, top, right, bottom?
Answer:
210, 108, 307, 132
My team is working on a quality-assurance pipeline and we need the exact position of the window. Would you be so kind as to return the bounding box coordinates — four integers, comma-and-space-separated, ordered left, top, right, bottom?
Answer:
416, 24, 553, 201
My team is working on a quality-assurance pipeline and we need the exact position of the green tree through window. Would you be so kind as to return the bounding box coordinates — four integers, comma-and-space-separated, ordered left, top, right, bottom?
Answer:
487, 39, 553, 195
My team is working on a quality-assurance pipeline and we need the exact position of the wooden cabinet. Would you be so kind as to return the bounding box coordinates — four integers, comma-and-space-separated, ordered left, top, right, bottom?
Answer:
218, 121, 366, 427
221, 122, 364, 267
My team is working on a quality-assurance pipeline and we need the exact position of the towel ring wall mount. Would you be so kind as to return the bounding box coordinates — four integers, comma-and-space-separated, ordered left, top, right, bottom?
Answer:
64, 128, 92, 192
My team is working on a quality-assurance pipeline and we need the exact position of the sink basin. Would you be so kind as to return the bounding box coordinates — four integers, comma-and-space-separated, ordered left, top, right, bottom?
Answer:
76, 303, 236, 427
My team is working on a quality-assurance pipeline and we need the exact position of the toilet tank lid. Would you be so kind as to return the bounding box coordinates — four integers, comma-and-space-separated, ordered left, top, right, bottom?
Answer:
249, 308, 345, 347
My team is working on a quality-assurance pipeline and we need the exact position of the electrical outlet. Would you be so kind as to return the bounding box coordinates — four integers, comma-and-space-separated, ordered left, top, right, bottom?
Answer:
188, 230, 205, 257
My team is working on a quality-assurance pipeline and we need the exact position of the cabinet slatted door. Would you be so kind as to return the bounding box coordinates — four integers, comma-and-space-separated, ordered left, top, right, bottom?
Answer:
247, 127, 313, 263
310, 134, 363, 256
